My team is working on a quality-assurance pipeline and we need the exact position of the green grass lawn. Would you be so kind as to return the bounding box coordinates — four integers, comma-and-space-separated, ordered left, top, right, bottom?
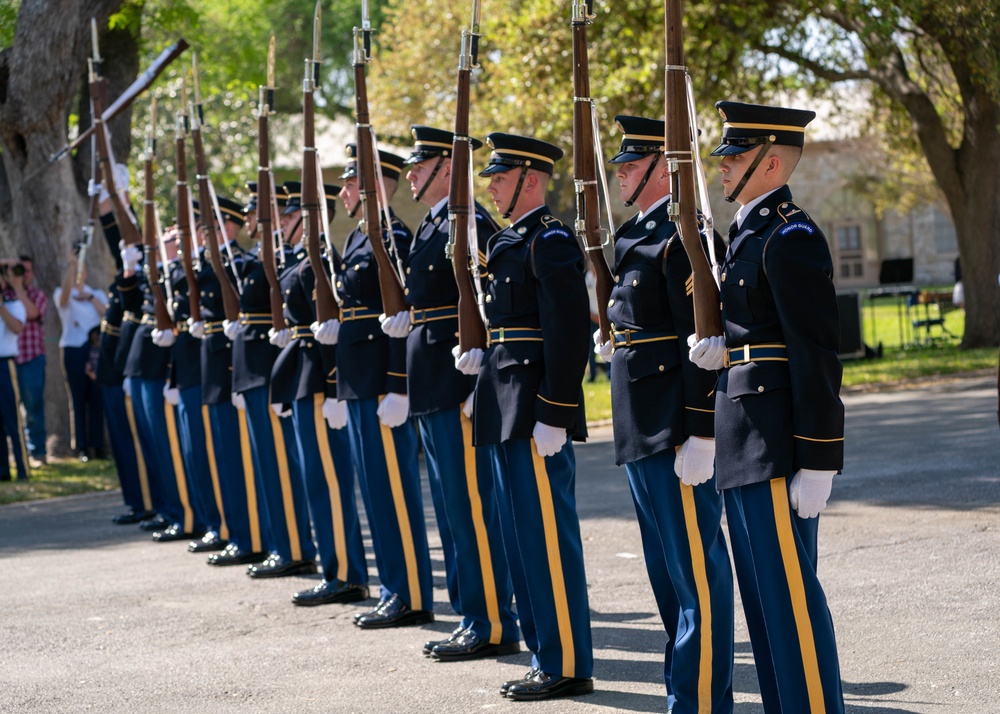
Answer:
4, 293, 996, 504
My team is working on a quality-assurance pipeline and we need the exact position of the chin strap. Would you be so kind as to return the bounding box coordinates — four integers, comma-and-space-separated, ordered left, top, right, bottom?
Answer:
413, 157, 444, 203
503, 167, 529, 220
725, 137, 773, 204
285, 215, 303, 244
347, 198, 361, 219
624, 154, 660, 208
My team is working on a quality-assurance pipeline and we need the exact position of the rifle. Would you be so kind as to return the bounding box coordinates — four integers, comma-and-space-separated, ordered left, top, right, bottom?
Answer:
258, 35, 287, 331
353, 1, 407, 317
303, 3, 340, 323
50, 37, 189, 164
143, 96, 174, 330
174, 75, 201, 323
190, 52, 240, 324
571, 0, 615, 343
78, 20, 101, 286
447, 1, 488, 353
664, 0, 722, 339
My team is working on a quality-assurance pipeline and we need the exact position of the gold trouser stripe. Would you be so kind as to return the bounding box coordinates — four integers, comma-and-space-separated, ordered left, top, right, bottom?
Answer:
237, 409, 262, 552
529, 443, 575, 676
59, 349, 77, 451
678, 472, 715, 713
7, 360, 30, 471
164, 402, 194, 533
313, 393, 348, 582
123, 391, 152, 511
460, 411, 502, 644
770, 478, 826, 713
202, 405, 228, 540
268, 406, 303, 561
378, 406, 421, 611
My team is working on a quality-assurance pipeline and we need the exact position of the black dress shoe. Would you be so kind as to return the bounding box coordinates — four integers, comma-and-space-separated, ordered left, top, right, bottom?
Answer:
188, 532, 227, 553
292, 580, 369, 606
354, 593, 434, 629
246, 555, 317, 579
423, 626, 467, 656
207, 544, 268, 566
112, 510, 155, 525
139, 515, 170, 531
431, 631, 520, 662
152, 525, 205, 543
354, 598, 389, 622
505, 672, 594, 701
500, 668, 541, 696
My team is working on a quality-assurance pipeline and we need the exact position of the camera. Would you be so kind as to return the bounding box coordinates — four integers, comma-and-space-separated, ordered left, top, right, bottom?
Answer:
0, 263, 25, 277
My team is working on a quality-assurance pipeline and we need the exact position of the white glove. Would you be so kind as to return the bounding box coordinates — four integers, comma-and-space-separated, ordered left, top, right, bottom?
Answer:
452, 345, 484, 376
151, 328, 175, 347
122, 378, 132, 399
377, 393, 409, 429
532, 421, 566, 458
163, 384, 180, 406
120, 244, 142, 272
223, 319, 239, 341
87, 179, 107, 201
188, 319, 205, 339
268, 327, 291, 348
789, 469, 836, 519
311, 318, 340, 345
673, 437, 716, 487
688, 334, 726, 371
270, 402, 291, 418
110, 162, 130, 194
322, 398, 348, 430
593, 328, 613, 363
462, 392, 475, 419
379, 310, 411, 339
231, 392, 246, 411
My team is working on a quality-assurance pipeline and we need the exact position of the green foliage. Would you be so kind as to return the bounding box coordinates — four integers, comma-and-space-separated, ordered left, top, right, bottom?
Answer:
0, 458, 119, 505
0, 0, 20, 49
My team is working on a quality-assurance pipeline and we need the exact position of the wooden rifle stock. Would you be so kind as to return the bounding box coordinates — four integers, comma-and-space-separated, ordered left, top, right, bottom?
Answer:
571, 0, 614, 343
665, 0, 722, 339
175, 129, 201, 323
88, 78, 140, 248
353, 35, 407, 317
449, 22, 487, 353
258, 111, 286, 330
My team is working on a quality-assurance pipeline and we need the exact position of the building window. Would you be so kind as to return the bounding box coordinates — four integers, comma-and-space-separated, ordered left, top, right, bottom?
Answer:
836, 224, 864, 281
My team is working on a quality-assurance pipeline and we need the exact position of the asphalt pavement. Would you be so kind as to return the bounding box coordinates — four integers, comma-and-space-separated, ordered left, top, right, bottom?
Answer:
1, 373, 997, 714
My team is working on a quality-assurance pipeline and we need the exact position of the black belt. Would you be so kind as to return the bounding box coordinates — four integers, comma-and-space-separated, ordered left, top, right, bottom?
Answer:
611, 329, 677, 350
340, 306, 380, 322
724, 343, 788, 367
487, 327, 542, 346
203, 321, 225, 335
238, 312, 270, 326
290, 325, 313, 340
410, 305, 458, 324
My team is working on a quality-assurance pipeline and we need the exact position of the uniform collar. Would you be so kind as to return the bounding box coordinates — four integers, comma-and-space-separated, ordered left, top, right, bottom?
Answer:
734, 186, 782, 230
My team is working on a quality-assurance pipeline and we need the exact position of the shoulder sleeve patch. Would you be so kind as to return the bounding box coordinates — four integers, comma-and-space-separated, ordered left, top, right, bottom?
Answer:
779, 221, 815, 236
540, 226, 572, 240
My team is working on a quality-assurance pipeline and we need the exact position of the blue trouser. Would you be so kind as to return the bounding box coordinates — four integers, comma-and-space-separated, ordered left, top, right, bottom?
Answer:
292, 393, 367, 585
724, 479, 844, 714
241, 385, 315, 563
102, 383, 145, 511
122, 388, 153, 513
418, 406, 518, 644
130, 376, 188, 528
62, 345, 104, 452
490, 438, 593, 679
346, 397, 432, 610
0, 357, 29, 480
176, 385, 222, 534
626, 449, 735, 714
206, 400, 269, 554
15, 354, 46, 458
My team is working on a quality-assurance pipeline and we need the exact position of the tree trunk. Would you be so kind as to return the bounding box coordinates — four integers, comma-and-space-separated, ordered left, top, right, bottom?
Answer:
0, 0, 126, 456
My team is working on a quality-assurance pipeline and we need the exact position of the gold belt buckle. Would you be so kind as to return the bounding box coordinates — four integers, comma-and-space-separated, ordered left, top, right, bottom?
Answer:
743, 344, 752, 364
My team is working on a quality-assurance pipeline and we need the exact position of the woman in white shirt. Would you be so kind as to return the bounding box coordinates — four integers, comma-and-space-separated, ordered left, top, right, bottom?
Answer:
0, 268, 29, 480
54, 246, 108, 461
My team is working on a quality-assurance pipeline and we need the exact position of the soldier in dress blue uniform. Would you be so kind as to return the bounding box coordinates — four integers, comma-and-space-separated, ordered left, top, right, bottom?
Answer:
689, 101, 846, 714
392, 125, 519, 660
458, 132, 594, 700
227, 185, 317, 579
594, 115, 734, 713
192, 191, 270, 567
120, 230, 202, 542
268, 181, 369, 606
314, 144, 434, 629
97, 207, 153, 525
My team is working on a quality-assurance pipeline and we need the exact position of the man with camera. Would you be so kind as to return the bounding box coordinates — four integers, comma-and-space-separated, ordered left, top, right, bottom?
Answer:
0, 263, 29, 481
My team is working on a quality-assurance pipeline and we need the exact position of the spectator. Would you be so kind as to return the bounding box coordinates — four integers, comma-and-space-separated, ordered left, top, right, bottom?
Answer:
0, 265, 29, 481
7, 256, 48, 467
952, 257, 964, 310
54, 245, 108, 461
84, 326, 101, 382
